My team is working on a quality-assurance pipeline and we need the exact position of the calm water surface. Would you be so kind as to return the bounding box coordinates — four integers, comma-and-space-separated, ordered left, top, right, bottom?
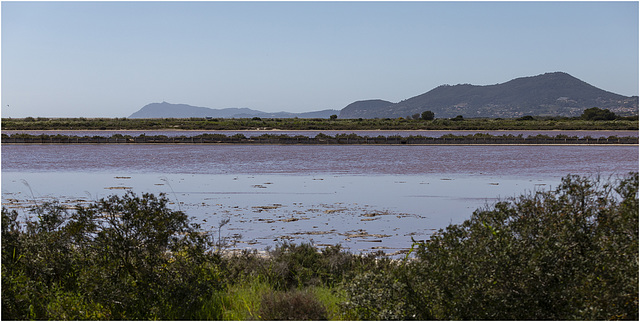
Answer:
2, 145, 637, 176
2, 144, 637, 254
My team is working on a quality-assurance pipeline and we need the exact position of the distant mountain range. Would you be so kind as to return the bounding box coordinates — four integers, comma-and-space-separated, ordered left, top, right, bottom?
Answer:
129, 102, 339, 119
339, 72, 638, 119
129, 72, 638, 119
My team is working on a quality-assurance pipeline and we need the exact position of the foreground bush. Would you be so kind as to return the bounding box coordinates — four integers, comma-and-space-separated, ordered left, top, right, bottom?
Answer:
343, 172, 638, 320
2, 192, 224, 320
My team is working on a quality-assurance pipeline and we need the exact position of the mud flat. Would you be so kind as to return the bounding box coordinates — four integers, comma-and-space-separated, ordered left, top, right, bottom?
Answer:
1, 172, 574, 255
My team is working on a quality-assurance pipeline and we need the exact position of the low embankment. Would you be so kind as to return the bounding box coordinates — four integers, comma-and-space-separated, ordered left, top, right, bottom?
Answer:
2, 133, 638, 145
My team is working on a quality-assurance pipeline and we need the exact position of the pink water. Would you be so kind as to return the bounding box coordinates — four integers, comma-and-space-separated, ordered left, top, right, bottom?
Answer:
2, 144, 637, 255
2, 144, 637, 177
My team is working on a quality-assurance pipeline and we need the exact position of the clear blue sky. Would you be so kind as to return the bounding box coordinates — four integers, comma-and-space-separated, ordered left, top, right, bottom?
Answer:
2, 1, 638, 117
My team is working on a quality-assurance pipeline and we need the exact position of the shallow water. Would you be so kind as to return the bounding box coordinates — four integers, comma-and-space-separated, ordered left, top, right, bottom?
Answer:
2, 145, 637, 176
1, 172, 557, 254
2, 144, 637, 254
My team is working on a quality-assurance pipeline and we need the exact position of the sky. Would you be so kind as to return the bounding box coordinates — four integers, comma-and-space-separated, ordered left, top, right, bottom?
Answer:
1, 1, 638, 118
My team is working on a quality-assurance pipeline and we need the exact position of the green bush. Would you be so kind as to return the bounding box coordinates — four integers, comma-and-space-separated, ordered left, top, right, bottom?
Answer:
402, 172, 639, 320
1, 192, 224, 320
581, 107, 618, 120
223, 242, 359, 291
421, 110, 435, 120
265, 242, 334, 290
517, 115, 536, 121
341, 270, 414, 320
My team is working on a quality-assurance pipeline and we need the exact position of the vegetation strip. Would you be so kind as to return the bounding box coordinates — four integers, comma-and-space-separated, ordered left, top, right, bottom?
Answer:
2, 132, 638, 145
2, 115, 638, 131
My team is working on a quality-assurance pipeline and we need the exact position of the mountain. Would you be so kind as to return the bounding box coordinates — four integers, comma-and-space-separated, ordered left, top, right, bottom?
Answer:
129, 102, 339, 119
131, 73, 637, 119
338, 72, 638, 119
339, 99, 395, 119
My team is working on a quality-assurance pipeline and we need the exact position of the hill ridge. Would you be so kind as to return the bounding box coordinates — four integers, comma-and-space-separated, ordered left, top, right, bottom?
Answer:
129, 102, 338, 119
339, 72, 638, 119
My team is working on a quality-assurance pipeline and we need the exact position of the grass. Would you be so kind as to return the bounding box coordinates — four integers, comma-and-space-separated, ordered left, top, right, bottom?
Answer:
310, 286, 352, 320
216, 277, 271, 320
196, 279, 349, 320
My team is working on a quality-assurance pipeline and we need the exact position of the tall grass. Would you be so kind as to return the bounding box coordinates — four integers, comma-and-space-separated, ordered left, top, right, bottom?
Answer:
217, 277, 271, 320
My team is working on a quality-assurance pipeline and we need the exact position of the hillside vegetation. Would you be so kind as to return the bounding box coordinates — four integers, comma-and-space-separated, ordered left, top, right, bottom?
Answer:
2, 173, 638, 320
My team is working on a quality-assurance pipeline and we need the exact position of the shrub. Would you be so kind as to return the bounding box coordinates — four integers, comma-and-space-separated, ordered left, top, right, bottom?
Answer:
260, 242, 357, 290
581, 107, 617, 120
258, 290, 328, 320
265, 242, 326, 290
341, 270, 414, 320
517, 115, 535, 121
404, 173, 638, 320
1, 192, 224, 320
421, 110, 435, 120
